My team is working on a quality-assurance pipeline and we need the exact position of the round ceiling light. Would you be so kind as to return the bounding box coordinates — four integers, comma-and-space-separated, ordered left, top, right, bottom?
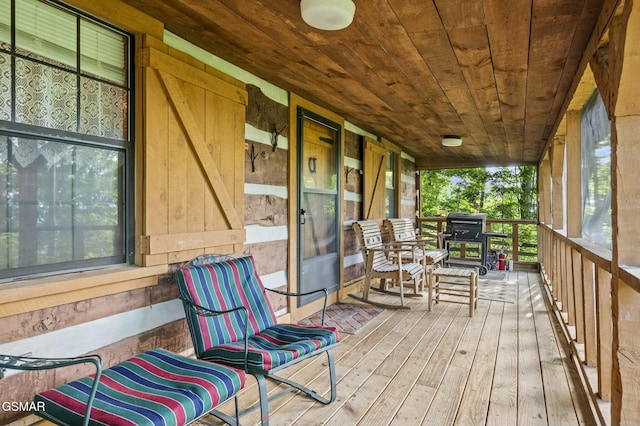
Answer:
301, 0, 356, 31
442, 135, 462, 147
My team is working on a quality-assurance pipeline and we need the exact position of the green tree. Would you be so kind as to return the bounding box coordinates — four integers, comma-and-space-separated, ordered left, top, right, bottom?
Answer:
421, 166, 537, 220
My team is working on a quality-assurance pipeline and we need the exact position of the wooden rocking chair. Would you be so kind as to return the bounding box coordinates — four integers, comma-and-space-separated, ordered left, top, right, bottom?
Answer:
352, 220, 426, 309
383, 218, 449, 291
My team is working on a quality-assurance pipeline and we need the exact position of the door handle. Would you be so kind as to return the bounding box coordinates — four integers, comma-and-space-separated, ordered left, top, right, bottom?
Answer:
300, 209, 306, 224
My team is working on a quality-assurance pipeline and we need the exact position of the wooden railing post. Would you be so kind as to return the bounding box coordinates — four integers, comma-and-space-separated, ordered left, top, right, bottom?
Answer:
596, 267, 612, 401
582, 258, 597, 367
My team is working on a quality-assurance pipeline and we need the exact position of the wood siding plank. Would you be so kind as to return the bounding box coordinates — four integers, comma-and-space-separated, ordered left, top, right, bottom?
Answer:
518, 272, 548, 425
157, 70, 243, 230
455, 302, 503, 425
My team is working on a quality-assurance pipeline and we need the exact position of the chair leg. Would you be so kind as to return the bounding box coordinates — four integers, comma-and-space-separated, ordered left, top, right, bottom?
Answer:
428, 270, 434, 311
255, 374, 270, 426
474, 269, 479, 309
264, 349, 337, 406
327, 349, 337, 403
363, 274, 371, 301
234, 396, 239, 426
469, 272, 476, 317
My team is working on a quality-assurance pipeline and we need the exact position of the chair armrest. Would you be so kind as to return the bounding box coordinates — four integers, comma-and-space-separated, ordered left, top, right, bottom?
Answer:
367, 245, 417, 262
181, 298, 248, 319
266, 288, 329, 325
0, 354, 102, 426
0, 353, 102, 373
180, 299, 251, 372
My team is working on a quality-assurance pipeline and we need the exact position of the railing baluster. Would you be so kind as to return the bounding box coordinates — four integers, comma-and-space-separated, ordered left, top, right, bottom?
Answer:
582, 258, 597, 367
596, 266, 612, 401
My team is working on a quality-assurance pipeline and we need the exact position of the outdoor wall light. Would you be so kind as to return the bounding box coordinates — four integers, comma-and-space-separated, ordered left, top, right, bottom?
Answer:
442, 135, 462, 147
301, 0, 356, 31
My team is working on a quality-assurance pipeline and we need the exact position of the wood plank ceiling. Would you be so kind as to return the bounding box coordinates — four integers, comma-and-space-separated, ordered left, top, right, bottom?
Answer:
126, 0, 606, 169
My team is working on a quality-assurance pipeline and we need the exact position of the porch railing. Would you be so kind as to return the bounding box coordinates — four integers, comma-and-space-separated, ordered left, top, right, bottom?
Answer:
419, 217, 615, 423
538, 225, 614, 424
416, 217, 538, 266
417, 218, 624, 423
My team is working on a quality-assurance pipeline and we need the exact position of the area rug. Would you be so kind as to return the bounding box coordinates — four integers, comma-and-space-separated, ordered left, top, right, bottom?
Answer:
478, 274, 517, 303
298, 303, 384, 335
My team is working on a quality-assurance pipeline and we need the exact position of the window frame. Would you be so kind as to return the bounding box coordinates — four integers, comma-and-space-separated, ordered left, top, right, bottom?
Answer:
0, 0, 135, 281
384, 142, 401, 218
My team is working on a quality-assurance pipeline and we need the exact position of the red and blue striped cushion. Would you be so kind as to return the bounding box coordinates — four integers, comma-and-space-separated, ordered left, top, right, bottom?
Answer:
175, 256, 279, 357
201, 323, 339, 371
34, 348, 245, 426
174, 256, 339, 372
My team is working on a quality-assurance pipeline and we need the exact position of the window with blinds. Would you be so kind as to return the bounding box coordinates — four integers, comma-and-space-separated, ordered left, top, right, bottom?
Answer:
0, 0, 133, 280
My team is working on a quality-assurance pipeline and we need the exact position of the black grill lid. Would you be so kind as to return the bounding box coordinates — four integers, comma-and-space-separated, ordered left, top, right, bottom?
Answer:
446, 212, 486, 223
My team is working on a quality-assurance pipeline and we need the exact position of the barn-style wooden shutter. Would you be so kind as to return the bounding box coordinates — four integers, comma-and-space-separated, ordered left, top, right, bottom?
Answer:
363, 137, 387, 220
136, 36, 247, 266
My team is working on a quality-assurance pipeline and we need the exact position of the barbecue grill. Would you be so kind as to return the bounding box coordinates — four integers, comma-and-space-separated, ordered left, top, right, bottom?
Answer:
443, 212, 507, 275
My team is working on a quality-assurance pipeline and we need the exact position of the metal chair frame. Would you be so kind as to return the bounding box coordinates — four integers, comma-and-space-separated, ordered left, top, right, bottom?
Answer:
175, 255, 339, 426
0, 351, 241, 426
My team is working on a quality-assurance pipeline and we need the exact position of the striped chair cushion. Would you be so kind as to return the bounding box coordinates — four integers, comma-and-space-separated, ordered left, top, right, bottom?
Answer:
175, 256, 278, 358
34, 349, 245, 426
201, 323, 339, 372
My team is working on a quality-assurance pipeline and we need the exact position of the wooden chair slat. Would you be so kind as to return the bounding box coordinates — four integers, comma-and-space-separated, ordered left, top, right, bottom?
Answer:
352, 220, 425, 309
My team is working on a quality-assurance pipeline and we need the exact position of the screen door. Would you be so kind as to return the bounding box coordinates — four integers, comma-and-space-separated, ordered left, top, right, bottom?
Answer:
297, 108, 341, 306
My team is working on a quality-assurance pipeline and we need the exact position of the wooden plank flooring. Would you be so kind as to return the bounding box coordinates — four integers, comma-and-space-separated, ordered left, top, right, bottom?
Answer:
204, 271, 595, 426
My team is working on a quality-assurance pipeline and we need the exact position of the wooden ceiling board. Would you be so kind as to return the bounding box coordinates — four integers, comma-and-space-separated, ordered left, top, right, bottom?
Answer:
123, 0, 611, 169
433, 0, 501, 162
526, 0, 589, 154
538, 0, 606, 159
523, 10, 582, 161
354, 1, 461, 130
484, 0, 531, 163
387, 0, 442, 33
447, 25, 504, 161
410, 29, 493, 153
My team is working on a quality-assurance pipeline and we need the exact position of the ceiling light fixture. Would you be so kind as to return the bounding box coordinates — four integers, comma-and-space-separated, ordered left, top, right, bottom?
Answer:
301, 0, 356, 31
442, 135, 462, 147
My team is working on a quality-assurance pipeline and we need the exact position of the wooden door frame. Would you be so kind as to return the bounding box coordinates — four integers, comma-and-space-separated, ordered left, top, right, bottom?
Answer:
383, 138, 402, 218
288, 93, 344, 321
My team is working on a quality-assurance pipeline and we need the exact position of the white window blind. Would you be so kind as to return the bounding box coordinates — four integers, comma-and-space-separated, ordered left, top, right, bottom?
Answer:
16, 0, 77, 69
3, 0, 126, 85
80, 19, 127, 85
0, 0, 9, 46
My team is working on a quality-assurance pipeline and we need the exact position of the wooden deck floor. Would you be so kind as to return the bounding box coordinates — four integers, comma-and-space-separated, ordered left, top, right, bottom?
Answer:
207, 271, 595, 426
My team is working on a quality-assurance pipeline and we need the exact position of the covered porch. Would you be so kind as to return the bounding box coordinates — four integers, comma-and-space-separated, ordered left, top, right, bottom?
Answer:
2, 0, 640, 424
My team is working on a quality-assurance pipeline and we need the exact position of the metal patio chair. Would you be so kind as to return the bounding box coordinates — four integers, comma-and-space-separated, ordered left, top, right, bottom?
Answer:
174, 254, 340, 426
0, 348, 244, 426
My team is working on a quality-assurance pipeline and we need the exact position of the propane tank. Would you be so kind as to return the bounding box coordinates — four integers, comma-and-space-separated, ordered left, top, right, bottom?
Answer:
498, 250, 506, 270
